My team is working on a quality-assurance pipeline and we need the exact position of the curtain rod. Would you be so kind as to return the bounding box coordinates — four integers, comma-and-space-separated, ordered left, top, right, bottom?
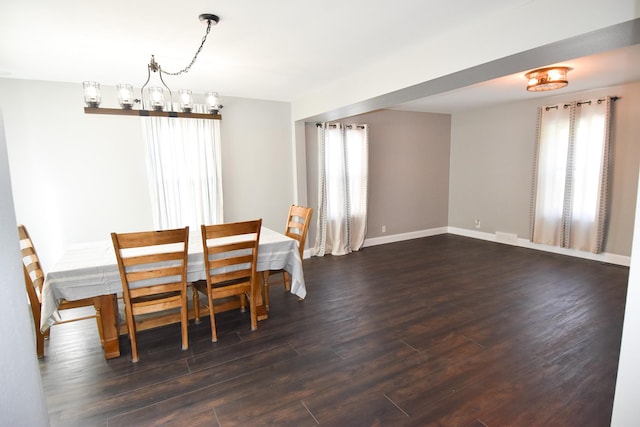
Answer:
544, 96, 620, 111
316, 123, 366, 129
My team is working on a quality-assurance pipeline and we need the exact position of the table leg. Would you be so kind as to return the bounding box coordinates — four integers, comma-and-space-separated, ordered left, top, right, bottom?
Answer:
94, 294, 120, 359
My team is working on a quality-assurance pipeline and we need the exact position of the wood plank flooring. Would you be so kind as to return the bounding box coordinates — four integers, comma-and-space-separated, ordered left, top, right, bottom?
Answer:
40, 234, 629, 426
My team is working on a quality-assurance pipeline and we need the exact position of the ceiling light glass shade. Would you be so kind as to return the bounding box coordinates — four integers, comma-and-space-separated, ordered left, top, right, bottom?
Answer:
117, 84, 134, 109
205, 91, 222, 114
525, 67, 571, 92
148, 87, 166, 111
83, 81, 101, 107
179, 89, 193, 112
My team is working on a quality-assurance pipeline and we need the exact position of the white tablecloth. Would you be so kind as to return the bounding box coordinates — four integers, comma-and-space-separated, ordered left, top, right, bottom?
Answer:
41, 227, 306, 331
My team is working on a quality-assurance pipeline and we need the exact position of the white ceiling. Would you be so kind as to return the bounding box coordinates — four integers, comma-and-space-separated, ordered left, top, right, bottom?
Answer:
391, 44, 640, 114
1, 0, 640, 114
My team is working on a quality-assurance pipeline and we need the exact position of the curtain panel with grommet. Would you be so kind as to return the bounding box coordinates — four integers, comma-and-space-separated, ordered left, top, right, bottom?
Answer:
314, 122, 369, 256
531, 96, 614, 253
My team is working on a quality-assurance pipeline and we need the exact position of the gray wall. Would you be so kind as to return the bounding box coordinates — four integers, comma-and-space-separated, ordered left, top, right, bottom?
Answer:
305, 109, 451, 248
303, 81, 640, 258
449, 82, 640, 256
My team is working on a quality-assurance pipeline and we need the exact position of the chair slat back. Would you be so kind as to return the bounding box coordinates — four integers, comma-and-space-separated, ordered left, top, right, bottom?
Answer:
111, 227, 190, 299
201, 220, 261, 287
18, 225, 45, 299
284, 205, 313, 259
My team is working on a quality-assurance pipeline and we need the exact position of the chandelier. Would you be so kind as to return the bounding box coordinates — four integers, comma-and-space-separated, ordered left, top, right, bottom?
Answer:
83, 13, 223, 119
525, 66, 571, 92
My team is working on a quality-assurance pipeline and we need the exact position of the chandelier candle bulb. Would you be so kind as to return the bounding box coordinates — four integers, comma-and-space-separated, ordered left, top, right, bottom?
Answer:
179, 89, 193, 113
82, 81, 101, 107
117, 84, 134, 109
205, 91, 222, 114
148, 87, 165, 111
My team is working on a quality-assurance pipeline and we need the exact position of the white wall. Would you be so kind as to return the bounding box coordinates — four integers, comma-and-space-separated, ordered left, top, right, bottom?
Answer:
0, 79, 294, 271
0, 110, 49, 425
1, 79, 153, 271
611, 167, 640, 424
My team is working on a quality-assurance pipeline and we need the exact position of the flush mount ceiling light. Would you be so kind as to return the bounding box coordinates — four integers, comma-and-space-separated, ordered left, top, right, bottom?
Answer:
83, 13, 223, 119
525, 66, 571, 92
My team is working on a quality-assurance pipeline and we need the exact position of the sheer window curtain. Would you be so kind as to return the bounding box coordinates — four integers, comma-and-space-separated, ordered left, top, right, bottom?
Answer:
142, 117, 223, 230
531, 97, 613, 253
314, 123, 369, 256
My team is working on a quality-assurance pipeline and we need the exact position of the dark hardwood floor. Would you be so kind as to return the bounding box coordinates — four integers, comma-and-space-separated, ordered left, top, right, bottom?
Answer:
40, 234, 629, 426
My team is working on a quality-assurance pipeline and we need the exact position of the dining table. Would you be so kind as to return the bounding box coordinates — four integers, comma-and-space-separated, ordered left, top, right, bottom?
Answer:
41, 226, 306, 359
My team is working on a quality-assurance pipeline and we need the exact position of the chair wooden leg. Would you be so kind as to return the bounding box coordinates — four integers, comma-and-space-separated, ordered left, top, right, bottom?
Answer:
124, 307, 139, 363
35, 326, 45, 359
192, 286, 201, 324
208, 292, 217, 342
239, 293, 247, 312
180, 294, 189, 351
249, 289, 257, 332
31, 300, 45, 358
263, 271, 271, 311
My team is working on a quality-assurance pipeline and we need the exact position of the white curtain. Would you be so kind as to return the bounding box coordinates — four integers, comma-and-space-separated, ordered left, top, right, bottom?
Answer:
142, 117, 223, 230
531, 97, 613, 253
314, 123, 369, 256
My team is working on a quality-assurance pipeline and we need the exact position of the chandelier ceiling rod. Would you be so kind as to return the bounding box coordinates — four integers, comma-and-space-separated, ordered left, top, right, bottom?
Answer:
162, 13, 219, 76
140, 14, 219, 110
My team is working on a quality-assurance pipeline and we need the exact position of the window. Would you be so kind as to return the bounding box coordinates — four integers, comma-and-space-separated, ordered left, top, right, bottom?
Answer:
531, 97, 613, 253
142, 117, 223, 230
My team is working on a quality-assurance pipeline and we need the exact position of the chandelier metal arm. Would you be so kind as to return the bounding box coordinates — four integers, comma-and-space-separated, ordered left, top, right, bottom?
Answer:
139, 59, 153, 109
140, 56, 174, 110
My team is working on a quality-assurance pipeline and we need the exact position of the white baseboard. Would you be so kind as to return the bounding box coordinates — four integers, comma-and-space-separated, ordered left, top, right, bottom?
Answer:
353, 226, 630, 267
447, 227, 630, 267
363, 227, 448, 247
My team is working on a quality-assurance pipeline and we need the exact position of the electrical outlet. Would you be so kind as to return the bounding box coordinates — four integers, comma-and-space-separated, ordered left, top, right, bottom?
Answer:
382, 225, 386, 233
474, 219, 481, 228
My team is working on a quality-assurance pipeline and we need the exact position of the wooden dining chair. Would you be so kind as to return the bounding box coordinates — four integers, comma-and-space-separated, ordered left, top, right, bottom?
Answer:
262, 205, 312, 310
192, 219, 262, 342
18, 224, 103, 359
111, 227, 190, 363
